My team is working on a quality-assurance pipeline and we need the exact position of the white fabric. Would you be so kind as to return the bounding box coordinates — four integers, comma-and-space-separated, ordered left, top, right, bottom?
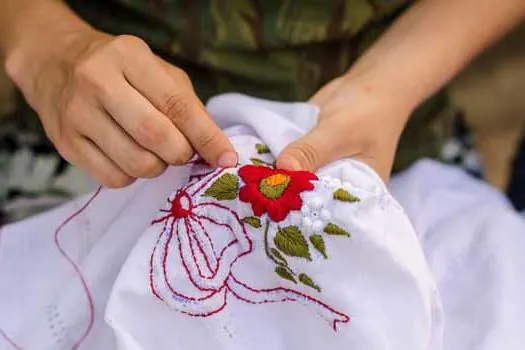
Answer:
389, 161, 525, 350
0, 93, 523, 350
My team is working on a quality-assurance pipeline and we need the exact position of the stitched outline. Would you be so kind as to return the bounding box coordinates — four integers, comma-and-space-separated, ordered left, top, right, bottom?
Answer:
149, 170, 351, 331
0, 157, 210, 350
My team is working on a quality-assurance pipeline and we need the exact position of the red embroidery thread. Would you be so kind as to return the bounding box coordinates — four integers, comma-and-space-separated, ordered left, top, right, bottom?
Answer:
238, 165, 318, 222
0, 186, 103, 350
149, 169, 350, 330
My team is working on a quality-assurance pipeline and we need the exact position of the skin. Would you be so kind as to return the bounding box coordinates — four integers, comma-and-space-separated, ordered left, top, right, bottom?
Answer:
1, 0, 525, 187
277, 0, 525, 181
0, 0, 238, 188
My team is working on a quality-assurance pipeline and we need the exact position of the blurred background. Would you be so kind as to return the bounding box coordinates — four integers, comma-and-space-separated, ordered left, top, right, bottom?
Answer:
0, 22, 524, 222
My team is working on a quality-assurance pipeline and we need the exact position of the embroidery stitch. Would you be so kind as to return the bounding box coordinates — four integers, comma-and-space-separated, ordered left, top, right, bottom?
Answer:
203, 173, 239, 200
275, 266, 297, 283
309, 234, 327, 259
255, 143, 271, 154
273, 226, 312, 261
242, 216, 262, 228
333, 188, 361, 203
239, 165, 317, 222
249, 158, 275, 167
324, 223, 351, 237
149, 168, 359, 331
299, 273, 321, 292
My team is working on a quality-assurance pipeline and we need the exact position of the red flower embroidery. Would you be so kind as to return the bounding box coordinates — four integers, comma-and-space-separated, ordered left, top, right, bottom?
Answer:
238, 165, 318, 222
149, 168, 350, 330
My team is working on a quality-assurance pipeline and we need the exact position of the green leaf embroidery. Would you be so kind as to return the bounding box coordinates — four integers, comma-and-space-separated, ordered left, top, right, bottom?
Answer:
299, 273, 321, 292
249, 158, 276, 168
242, 216, 261, 228
309, 234, 327, 258
271, 248, 288, 265
255, 143, 271, 154
250, 158, 266, 166
274, 226, 311, 261
323, 223, 351, 237
333, 188, 360, 202
202, 173, 239, 200
275, 266, 296, 283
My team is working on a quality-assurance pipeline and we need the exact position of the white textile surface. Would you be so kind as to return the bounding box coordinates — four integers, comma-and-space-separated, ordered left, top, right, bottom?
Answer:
0, 93, 523, 350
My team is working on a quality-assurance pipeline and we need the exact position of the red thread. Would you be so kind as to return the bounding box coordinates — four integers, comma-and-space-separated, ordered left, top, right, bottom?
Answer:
54, 186, 102, 349
149, 170, 350, 332
0, 327, 21, 350
190, 169, 225, 196
228, 275, 350, 331
238, 165, 318, 222
0, 186, 103, 350
189, 217, 217, 264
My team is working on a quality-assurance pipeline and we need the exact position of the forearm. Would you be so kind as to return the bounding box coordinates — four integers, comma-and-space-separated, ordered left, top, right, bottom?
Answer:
347, 0, 525, 111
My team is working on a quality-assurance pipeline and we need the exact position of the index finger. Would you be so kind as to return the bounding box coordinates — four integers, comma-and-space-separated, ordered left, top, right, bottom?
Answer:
118, 39, 237, 168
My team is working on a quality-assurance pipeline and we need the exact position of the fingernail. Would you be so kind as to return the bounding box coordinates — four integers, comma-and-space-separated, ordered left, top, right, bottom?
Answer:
217, 151, 238, 168
279, 155, 301, 171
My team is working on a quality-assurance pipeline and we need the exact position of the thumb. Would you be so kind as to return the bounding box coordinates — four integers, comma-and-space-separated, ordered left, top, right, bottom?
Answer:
276, 126, 341, 172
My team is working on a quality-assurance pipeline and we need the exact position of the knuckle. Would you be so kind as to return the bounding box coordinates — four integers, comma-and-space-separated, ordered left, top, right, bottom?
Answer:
73, 57, 96, 82
73, 61, 110, 98
112, 35, 150, 53
195, 129, 221, 150
135, 118, 168, 147
165, 144, 193, 165
161, 94, 191, 123
293, 142, 318, 169
126, 152, 164, 178
104, 172, 135, 188
173, 67, 190, 83
62, 97, 81, 122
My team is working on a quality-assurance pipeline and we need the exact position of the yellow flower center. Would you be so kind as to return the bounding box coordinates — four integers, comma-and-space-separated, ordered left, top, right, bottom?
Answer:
259, 174, 291, 199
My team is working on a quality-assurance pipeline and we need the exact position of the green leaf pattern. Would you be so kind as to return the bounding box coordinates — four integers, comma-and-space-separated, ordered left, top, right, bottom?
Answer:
242, 216, 262, 228
309, 234, 327, 258
333, 188, 360, 202
203, 173, 239, 200
274, 226, 311, 261
199, 161, 358, 294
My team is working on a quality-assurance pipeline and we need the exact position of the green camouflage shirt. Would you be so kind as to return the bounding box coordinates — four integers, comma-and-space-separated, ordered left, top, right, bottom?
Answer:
0, 0, 457, 223
67, 0, 410, 101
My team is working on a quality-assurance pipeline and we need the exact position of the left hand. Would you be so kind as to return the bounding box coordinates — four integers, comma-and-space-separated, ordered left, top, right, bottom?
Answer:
276, 75, 414, 182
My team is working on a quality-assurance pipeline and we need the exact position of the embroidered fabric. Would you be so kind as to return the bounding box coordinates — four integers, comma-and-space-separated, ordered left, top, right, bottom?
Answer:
104, 94, 441, 350
0, 94, 523, 350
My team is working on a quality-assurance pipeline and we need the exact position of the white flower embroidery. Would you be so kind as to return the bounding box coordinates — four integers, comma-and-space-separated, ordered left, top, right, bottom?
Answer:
300, 195, 332, 234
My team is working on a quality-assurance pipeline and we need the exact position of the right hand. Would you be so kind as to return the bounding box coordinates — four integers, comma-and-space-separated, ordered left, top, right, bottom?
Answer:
6, 29, 237, 188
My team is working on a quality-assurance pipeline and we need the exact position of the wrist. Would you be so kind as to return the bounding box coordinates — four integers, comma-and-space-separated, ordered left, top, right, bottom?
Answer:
339, 70, 416, 129
3, 0, 92, 104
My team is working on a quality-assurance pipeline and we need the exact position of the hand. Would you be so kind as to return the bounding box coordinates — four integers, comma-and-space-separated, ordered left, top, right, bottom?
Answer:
276, 76, 413, 182
6, 29, 237, 188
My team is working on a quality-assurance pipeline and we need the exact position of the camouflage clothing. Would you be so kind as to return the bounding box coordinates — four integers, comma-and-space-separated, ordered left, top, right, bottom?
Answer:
68, 0, 410, 101
0, 0, 459, 222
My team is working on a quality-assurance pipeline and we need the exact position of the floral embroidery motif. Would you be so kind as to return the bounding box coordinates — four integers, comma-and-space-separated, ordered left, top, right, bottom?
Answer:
149, 161, 361, 331
333, 188, 360, 203
250, 143, 276, 167
300, 196, 332, 234
255, 143, 271, 154
238, 165, 317, 222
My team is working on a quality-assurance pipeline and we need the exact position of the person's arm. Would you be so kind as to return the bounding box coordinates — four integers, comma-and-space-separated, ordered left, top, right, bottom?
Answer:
0, 0, 237, 188
277, 0, 525, 181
